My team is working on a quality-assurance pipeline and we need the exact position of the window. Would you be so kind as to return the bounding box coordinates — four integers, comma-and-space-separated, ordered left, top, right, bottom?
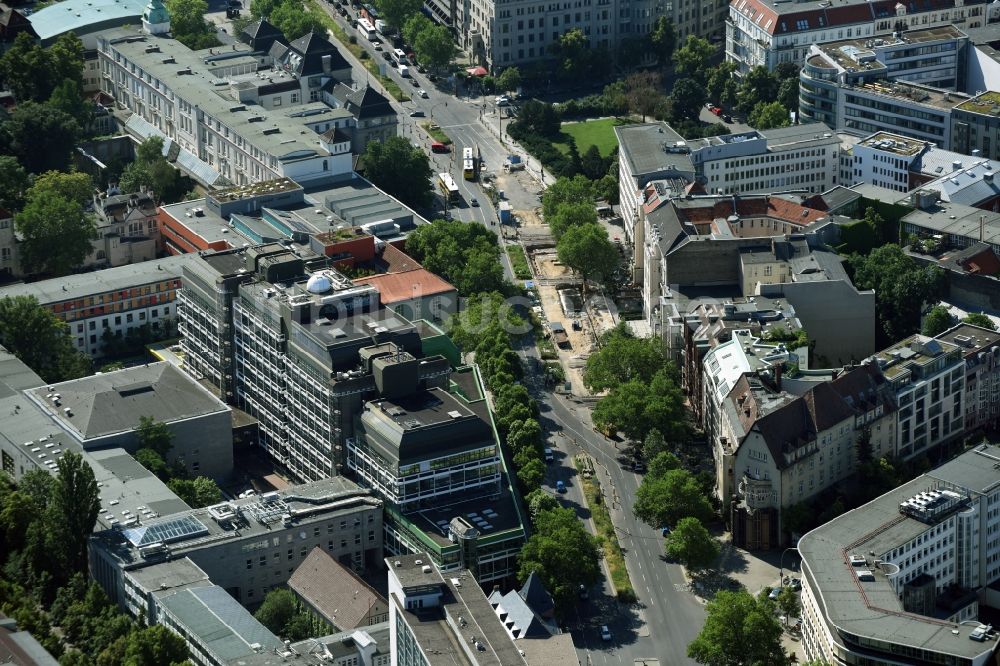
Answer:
273, 97, 282, 106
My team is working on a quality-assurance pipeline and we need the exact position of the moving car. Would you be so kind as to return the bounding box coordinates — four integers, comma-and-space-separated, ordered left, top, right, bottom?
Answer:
556, 480, 566, 493
470, 197, 479, 207
409, 110, 425, 117
418, 89, 429, 98
601, 626, 612, 641
661, 525, 671, 537
431, 142, 449, 153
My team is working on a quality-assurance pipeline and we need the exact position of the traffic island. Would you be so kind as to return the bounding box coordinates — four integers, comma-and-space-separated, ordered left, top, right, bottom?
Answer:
574, 454, 636, 602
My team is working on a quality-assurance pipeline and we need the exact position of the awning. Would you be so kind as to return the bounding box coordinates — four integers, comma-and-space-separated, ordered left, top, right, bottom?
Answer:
466, 66, 488, 77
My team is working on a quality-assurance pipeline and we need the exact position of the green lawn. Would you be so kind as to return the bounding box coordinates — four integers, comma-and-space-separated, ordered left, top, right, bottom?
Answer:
555, 118, 632, 157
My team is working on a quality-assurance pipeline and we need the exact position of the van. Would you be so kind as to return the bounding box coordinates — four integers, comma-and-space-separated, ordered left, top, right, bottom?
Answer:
399, 65, 410, 78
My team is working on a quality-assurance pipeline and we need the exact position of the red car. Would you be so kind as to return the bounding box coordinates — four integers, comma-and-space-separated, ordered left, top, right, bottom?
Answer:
710, 106, 723, 116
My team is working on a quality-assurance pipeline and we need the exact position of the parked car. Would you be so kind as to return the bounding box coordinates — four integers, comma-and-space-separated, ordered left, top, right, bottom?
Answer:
496, 96, 511, 107
789, 578, 802, 591
544, 447, 553, 462
409, 110, 425, 117
381, 50, 391, 61
579, 584, 589, 600
661, 525, 671, 537
601, 626, 612, 641
722, 113, 733, 123
768, 586, 783, 600
711, 106, 723, 116
556, 480, 566, 493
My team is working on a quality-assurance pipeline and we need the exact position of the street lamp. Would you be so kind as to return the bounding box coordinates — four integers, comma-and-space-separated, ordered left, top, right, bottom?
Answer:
778, 546, 799, 587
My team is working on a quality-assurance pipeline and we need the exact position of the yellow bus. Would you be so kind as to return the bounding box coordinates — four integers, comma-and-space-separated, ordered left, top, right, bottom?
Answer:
438, 172, 460, 204
462, 147, 476, 181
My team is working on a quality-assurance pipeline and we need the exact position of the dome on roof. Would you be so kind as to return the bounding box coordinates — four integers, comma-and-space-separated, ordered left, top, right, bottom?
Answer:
142, 0, 170, 33
306, 273, 332, 294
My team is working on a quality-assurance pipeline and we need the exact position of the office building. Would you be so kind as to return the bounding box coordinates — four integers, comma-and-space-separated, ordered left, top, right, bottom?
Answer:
935, 323, 1000, 433
0, 616, 59, 666
386, 553, 577, 666
0, 253, 192, 357
901, 199, 1000, 254
798, 444, 1000, 666
90, 477, 384, 609
727, 0, 996, 77
952, 90, 1000, 161
615, 121, 842, 247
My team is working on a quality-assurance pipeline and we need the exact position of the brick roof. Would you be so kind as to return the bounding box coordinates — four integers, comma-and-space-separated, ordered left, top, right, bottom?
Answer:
353, 268, 456, 303
287, 547, 387, 630
379, 244, 422, 273
675, 196, 826, 226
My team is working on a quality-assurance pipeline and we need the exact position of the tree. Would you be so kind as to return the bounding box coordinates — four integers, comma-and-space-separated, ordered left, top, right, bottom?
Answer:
672, 35, 714, 84
374, 0, 421, 31
363, 135, 433, 208
849, 244, 945, 339
736, 66, 780, 115
137, 417, 174, 458
776, 586, 800, 625
551, 29, 590, 79
618, 37, 647, 70
518, 507, 600, 614
642, 429, 668, 461
507, 419, 543, 458
557, 223, 619, 290
595, 174, 618, 204
688, 590, 790, 666
542, 175, 594, 220
0, 102, 81, 174
0, 296, 90, 382
404, 219, 504, 295
402, 14, 433, 49
0, 156, 29, 211
649, 17, 677, 68
497, 66, 522, 94
964, 312, 998, 331
165, 0, 221, 49
580, 145, 607, 181
0, 33, 83, 103
28, 171, 94, 206
49, 79, 93, 132
250, 0, 279, 18
413, 24, 455, 70
524, 488, 559, 523
706, 61, 738, 107
584, 325, 667, 391
634, 467, 713, 528
648, 450, 682, 479
548, 201, 597, 240
255, 588, 299, 634
271, 4, 325, 40
625, 70, 663, 122
52, 452, 100, 573
15, 194, 96, 275
123, 625, 189, 666
665, 517, 719, 569
513, 100, 562, 138
749, 101, 790, 130
592, 369, 687, 442
168, 477, 222, 508
516, 458, 545, 493
777, 77, 799, 114
922, 305, 953, 336
668, 77, 708, 123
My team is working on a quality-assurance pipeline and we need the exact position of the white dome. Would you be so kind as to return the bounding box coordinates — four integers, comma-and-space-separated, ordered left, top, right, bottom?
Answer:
306, 274, 332, 294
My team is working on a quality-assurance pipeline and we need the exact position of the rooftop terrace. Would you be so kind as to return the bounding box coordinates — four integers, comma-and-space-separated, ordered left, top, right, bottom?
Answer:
956, 90, 1000, 116
857, 132, 927, 156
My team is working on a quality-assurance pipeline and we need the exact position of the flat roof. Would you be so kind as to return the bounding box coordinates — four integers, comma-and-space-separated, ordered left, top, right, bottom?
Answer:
402, 481, 526, 547
29, 0, 145, 41
29, 362, 230, 442
874, 334, 961, 380
857, 132, 926, 156
816, 26, 965, 70
93, 476, 380, 565
798, 448, 1000, 661
0, 254, 193, 305
934, 323, 1000, 358
956, 90, 1000, 116
615, 122, 695, 178
903, 201, 1000, 247
124, 556, 211, 598
308, 177, 427, 233
850, 81, 964, 111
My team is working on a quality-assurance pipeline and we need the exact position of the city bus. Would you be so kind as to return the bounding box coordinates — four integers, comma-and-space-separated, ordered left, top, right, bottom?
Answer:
438, 173, 460, 204
357, 17, 377, 41
462, 147, 477, 181
392, 49, 408, 66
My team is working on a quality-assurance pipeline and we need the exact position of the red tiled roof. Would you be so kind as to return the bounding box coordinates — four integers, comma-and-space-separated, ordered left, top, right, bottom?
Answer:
676, 196, 826, 226
959, 247, 1000, 275
734, 0, 972, 35
354, 268, 456, 303
380, 243, 422, 272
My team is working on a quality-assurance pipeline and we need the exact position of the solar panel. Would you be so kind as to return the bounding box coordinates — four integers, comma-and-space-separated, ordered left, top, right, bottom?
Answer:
123, 515, 209, 547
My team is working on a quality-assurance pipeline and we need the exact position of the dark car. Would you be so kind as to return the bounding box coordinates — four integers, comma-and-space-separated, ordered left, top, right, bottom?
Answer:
722, 114, 733, 123
409, 110, 425, 117
381, 51, 392, 61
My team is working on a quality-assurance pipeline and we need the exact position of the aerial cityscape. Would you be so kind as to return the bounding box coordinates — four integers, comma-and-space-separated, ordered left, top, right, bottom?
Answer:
0, 0, 999, 663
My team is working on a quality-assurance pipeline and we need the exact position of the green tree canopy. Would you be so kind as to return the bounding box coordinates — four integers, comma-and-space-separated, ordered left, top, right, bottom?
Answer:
524, 488, 560, 523
413, 24, 455, 70
849, 244, 945, 339
497, 66, 522, 94
518, 507, 600, 614
48, 79, 93, 132
736, 65, 779, 115
168, 477, 223, 508
0, 296, 90, 382
642, 429, 668, 461
363, 135, 433, 208
28, 171, 94, 206
165, 0, 222, 49
687, 590, 790, 666
542, 175, 594, 220
921, 305, 953, 337
706, 60, 738, 107
776, 586, 800, 624
0, 33, 83, 103
552, 29, 590, 79
123, 624, 190, 666
0, 156, 29, 211
120, 137, 194, 203
592, 369, 687, 443
271, 3, 325, 40
548, 201, 597, 240
963, 312, 997, 331
253, 587, 313, 640
584, 324, 668, 391
404, 218, 504, 295
0, 101, 81, 174
668, 77, 708, 122
556, 222, 619, 289
53, 452, 100, 573
516, 458, 545, 494
649, 17, 677, 67
665, 517, 719, 569
634, 467, 713, 528
402, 14, 433, 48
647, 450, 682, 478
374, 0, 421, 31
15, 194, 96, 275
137, 416, 175, 458
777, 77, 799, 113
672, 35, 714, 84
749, 101, 790, 129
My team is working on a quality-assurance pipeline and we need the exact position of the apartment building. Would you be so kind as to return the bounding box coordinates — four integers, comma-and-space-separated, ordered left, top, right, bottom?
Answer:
936, 323, 1000, 433
902, 200, 1000, 255
872, 335, 966, 460
0, 253, 193, 357
386, 553, 576, 666
97, 27, 356, 188
727, 0, 995, 76
460, 0, 726, 73
288, 547, 389, 632
615, 122, 841, 247
90, 477, 384, 609
799, 445, 1000, 666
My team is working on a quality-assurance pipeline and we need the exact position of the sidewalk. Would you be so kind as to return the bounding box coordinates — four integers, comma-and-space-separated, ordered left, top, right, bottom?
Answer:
479, 110, 558, 189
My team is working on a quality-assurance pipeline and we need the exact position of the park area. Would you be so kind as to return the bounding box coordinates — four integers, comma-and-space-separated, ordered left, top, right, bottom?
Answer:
554, 117, 632, 157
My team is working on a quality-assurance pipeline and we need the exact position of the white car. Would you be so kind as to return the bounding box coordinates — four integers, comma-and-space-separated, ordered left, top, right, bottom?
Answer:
496, 96, 511, 107
600, 625, 612, 641
418, 89, 429, 98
